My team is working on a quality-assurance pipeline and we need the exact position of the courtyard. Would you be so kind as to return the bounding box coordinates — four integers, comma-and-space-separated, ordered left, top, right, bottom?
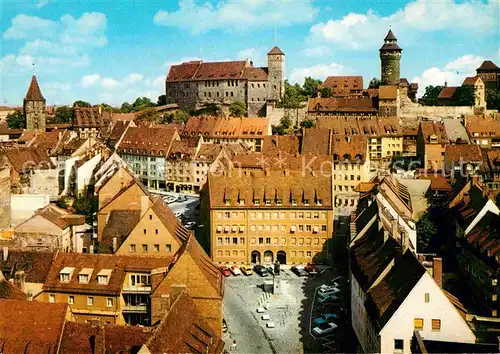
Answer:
222, 266, 348, 353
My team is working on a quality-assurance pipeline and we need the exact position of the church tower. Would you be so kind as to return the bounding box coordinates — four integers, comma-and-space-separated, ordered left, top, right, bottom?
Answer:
380, 29, 402, 86
267, 46, 285, 101
23, 75, 46, 132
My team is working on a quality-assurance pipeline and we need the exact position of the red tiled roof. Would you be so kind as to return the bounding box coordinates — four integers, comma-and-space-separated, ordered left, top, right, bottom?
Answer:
0, 280, 26, 300
73, 106, 112, 129
477, 60, 499, 71
462, 76, 480, 86
0, 250, 54, 283
167, 60, 248, 82
262, 135, 300, 156
1, 146, 55, 172
378, 85, 398, 100
438, 86, 458, 99
117, 126, 179, 157
242, 67, 268, 81
308, 96, 376, 113
182, 116, 269, 138
465, 115, 500, 138
318, 76, 363, 94
419, 121, 449, 144
268, 46, 284, 55
445, 144, 483, 165
24, 75, 45, 101
0, 299, 67, 353
168, 136, 199, 160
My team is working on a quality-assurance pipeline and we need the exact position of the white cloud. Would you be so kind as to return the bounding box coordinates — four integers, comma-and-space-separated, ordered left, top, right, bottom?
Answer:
289, 62, 354, 84
3, 14, 56, 40
20, 39, 78, 56
303, 46, 331, 57
122, 73, 144, 85
81, 74, 101, 88
308, 0, 497, 50
101, 77, 124, 90
154, 0, 318, 33
36, 0, 49, 9
411, 54, 484, 97
59, 12, 107, 47
237, 47, 265, 66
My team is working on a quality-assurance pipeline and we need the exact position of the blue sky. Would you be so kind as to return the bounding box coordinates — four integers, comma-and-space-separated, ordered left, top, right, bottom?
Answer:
1, 0, 498, 106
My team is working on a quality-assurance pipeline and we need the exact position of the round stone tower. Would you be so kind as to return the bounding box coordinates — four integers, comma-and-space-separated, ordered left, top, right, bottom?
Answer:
267, 46, 285, 101
380, 29, 402, 86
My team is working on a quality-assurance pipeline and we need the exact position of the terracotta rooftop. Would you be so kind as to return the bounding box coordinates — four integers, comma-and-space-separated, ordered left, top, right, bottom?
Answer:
167, 60, 250, 82
465, 115, 500, 138
182, 116, 269, 138
18, 204, 85, 230
106, 120, 131, 147
450, 181, 489, 229
462, 76, 481, 86
207, 168, 332, 209
437, 86, 458, 99
168, 136, 200, 160
73, 106, 112, 129
465, 211, 500, 260
366, 250, 426, 330
242, 66, 268, 81
100, 210, 142, 253
477, 60, 499, 71
418, 175, 452, 192
315, 116, 402, 137
43, 253, 171, 295
301, 128, 331, 155
331, 135, 367, 163
0, 299, 68, 354
419, 121, 449, 144
445, 144, 483, 166
29, 129, 61, 152
24, 75, 45, 101
150, 196, 191, 243
117, 126, 179, 157
262, 135, 300, 156
144, 290, 224, 354
0, 279, 26, 300
60, 321, 151, 354
308, 96, 377, 113
318, 76, 364, 94
195, 143, 224, 163
1, 146, 55, 172
0, 249, 54, 283
268, 46, 284, 55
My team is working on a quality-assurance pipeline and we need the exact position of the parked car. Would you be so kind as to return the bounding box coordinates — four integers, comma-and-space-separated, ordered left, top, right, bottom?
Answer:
266, 266, 274, 275
312, 322, 338, 336
230, 265, 241, 276
313, 313, 338, 326
184, 221, 196, 229
254, 265, 269, 277
219, 266, 231, 277
177, 195, 188, 202
317, 293, 340, 304
291, 265, 308, 277
305, 265, 319, 275
241, 266, 253, 276
318, 287, 340, 297
222, 319, 228, 333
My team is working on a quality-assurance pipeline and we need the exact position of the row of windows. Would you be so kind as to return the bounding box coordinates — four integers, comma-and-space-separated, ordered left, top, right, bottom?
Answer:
49, 294, 114, 307
214, 249, 316, 258
217, 211, 328, 220
215, 224, 328, 233
335, 198, 357, 207
129, 244, 172, 253
413, 318, 441, 331
250, 97, 266, 102
334, 175, 361, 181
334, 185, 357, 192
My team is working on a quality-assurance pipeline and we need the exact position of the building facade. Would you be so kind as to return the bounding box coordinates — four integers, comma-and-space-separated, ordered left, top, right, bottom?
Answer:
165, 46, 285, 116
201, 169, 334, 265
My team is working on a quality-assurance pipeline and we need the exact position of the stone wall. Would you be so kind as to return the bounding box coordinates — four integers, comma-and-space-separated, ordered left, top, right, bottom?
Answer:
266, 104, 308, 126
399, 103, 475, 120
247, 80, 268, 116
0, 168, 10, 228
24, 100, 46, 131
381, 52, 401, 86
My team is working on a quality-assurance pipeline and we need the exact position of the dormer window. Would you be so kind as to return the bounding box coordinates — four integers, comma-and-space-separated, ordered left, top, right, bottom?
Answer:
316, 199, 323, 206
79, 274, 89, 283
59, 267, 75, 283
304, 199, 310, 206
291, 199, 297, 206
265, 199, 271, 206
239, 199, 245, 205
96, 269, 112, 285
276, 199, 282, 206
224, 198, 231, 205
253, 199, 260, 206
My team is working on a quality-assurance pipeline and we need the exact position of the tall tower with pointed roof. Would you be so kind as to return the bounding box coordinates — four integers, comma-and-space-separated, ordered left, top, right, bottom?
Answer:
380, 29, 402, 86
23, 75, 46, 131
267, 46, 285, 101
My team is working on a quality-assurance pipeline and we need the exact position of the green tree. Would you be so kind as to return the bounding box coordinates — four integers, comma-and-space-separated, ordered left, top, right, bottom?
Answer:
161, 110, 189, 124
278, 80, 306, 109
136, 107, 160, 123
368, 77, 381, 89
193, 103, 223, 116
301, 77, 322, 98
421, 85, 444, 106
272, 125, 286, 135
54, 106, 74, 124
320, 87, 332, 98
280, 116, 292, 129
417, 212, 438, 252
132, 97, 155, 112
6, 110, 24, 129
73, 193, 98, 225
72, 100, 91, 108
229, 101, 247, 117
157, 94, 167, 106
300, 119, 315, 128
120, 102, 132, 113
486, 89, 500, 110
454, 85, 475, 106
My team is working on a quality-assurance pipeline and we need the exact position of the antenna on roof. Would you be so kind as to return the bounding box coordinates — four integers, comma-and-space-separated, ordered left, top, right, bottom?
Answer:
274, 28, 277, 46
32, 62, 35, 75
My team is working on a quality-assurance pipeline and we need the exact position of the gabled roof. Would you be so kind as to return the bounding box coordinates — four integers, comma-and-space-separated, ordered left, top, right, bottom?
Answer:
151, 196, 191, 243
437, 86, 458, 99
182, 116, 269, 138
366, 250, 426, 330
465, 211, 500, 259
318, 76, 363, 94
445, 144, 483, 165
167, 60, 249, 82
117, 126, 179, 157
242, 66, 268, 81
350, 227, 400, 292
99, 210, 142, 253
462, 76, 481, 86
0, 299, 68, 354
60, 321, 151, 353
1, 146, 55, 172
24, 75, 45, 101
268, 46, 284, 55
477, 60, 499, 71
262, 135, 300, 156
0, 249, 54, 283
143, 291, 224, 353
308, 96, 377, 113
73, 106, 112, 129
384, 29, 397, 41
0, 280, 26, 300
17, 204, 85, 230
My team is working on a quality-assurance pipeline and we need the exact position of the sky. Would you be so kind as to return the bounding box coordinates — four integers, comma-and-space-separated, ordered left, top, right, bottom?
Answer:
0, 0, 498, 106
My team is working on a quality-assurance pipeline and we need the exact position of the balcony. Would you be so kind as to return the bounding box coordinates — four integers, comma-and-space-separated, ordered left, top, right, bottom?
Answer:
122, 285, 151, 293
122, 304, 147, 313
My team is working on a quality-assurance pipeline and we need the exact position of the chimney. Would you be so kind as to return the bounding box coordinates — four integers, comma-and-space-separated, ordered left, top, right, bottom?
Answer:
2, 246, 8, 262
140, 195, 149, 217
311, 168, 315, 177
14, 271, 26, 292
112, 237, 117, 252
89, 245, 94, 254
433, 257, 443, 288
